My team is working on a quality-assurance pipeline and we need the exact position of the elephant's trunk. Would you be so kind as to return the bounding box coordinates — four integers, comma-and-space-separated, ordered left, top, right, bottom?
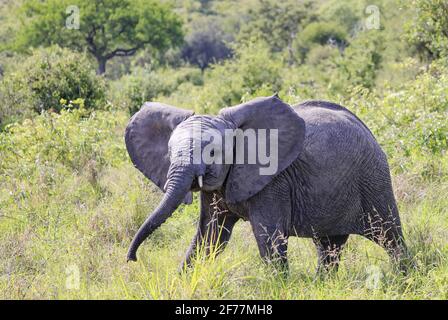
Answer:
127, 169, 194, 262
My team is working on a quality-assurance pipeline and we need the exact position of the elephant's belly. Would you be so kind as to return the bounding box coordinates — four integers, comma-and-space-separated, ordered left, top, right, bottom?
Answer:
289, 175, 365, 237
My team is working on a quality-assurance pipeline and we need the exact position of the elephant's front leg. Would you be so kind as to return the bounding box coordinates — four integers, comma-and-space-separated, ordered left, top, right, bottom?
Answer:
180, 191, 238, 270
248, 192, 290, 274
250, 220, 289, 274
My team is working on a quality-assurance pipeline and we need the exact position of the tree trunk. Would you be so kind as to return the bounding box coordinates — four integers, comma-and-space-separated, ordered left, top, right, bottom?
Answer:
96, 57, 107, 75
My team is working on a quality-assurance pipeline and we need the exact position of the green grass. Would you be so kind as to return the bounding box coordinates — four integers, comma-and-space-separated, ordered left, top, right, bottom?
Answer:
0, 107, 447, 299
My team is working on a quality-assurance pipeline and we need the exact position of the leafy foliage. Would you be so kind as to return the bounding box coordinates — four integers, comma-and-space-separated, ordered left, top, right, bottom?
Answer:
111, 66, 203, 114
15, 0, 183, 74
405, 0, 448, 60
167, 41, 282, 113
0, 46, 105, 127
301, 21, 348, 47
337, 31, 384, 88
239, 0, 313, 54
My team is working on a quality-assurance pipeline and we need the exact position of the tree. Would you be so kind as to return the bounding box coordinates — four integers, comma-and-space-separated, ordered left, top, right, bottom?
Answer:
15, 0, 183, 74
181, 18, 232, 70
238, 0, 313, 62
406, 0, 448, 60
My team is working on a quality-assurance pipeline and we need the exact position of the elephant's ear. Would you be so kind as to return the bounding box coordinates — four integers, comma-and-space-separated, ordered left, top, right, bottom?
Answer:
218, 95, 305, 203
125, 102, 194, 192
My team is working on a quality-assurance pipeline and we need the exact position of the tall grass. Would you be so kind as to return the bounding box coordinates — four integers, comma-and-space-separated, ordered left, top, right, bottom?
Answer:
0, 99, 446, 299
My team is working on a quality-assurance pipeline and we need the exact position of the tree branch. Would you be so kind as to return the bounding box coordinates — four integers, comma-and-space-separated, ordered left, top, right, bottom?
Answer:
86, 26, 98, 55
105, 47, 140, 60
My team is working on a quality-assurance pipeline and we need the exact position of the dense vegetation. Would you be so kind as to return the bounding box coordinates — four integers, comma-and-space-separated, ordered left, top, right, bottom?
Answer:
0, 0, 447, 299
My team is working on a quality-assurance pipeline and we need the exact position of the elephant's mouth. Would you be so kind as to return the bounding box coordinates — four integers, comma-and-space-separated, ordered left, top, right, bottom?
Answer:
190, 176, 201, 191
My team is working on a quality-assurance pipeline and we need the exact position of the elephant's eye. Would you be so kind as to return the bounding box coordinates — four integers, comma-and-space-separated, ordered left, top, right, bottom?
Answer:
210, 150, 215, 157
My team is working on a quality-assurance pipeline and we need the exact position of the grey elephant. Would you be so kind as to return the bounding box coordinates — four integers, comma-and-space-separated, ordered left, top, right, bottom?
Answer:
125, 95, 409, 273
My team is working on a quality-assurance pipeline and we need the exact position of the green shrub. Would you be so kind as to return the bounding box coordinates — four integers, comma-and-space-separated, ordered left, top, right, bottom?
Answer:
301, 21, 348, 47
336, 31, 384, 89
237, 0, 311, 54
317, 0, 361, 33
405, 0, 448, 60
306, 45, 340, 66
0, 108, 127, 174
129, 41, 283, 114
191, 40, 283, 113
0, 46, 106, 126
340, 59, 448, 180
111, 66, 203, 115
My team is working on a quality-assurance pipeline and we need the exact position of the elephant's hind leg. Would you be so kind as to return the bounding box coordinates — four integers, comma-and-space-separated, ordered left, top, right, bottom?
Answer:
360, 162, 411, 273
313, 234, 349, 274
362, 214, 410, 273
361, 196, 410, 272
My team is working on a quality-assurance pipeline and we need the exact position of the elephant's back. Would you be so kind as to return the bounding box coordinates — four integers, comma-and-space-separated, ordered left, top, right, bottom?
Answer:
293, 100, 382, 158
293, 100, 376, 141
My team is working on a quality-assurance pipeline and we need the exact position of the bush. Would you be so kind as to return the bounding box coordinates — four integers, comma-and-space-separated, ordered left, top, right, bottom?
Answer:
0, 108, 127, 174
405, 0, 448, 60
301, 21, 348, 47
111, 66, 203, 115
317, 0, 361, 33
336, 31, 384, 89
340, 59, 448, 180
191, 40, 283, 113
306, 45, 340, 66
0, 46, 106, 126
111, 41, 282, 116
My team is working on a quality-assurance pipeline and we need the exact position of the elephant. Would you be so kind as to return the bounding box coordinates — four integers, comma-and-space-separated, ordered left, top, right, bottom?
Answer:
124, 94, 409, 274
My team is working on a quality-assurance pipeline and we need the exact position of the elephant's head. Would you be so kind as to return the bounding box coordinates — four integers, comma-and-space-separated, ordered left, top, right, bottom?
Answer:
125, 95, 305, 261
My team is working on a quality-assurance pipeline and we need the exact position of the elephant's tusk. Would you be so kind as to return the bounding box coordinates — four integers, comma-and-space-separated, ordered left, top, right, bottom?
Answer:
163, 180, 169, 192
198, 175, 203, 188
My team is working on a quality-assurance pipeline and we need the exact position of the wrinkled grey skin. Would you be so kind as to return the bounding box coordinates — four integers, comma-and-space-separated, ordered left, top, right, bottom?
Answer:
125, 95, 409, 274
